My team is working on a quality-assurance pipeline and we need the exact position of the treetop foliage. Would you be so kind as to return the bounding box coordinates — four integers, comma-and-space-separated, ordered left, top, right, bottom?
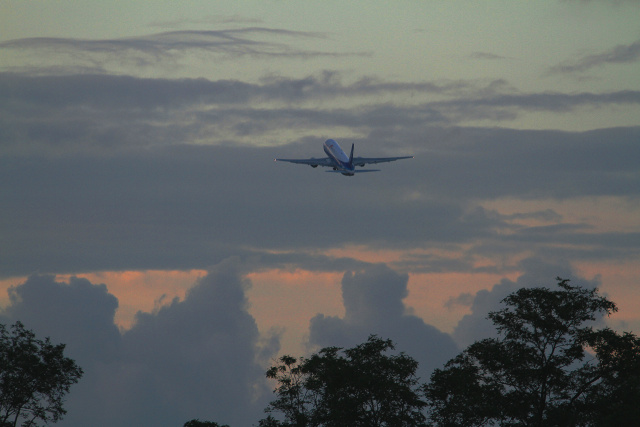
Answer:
256, 279, 639, 426
425, 278, 640, 427
263, 335, 427, 427
183, 419, 230, 427
0, 321, 83, 427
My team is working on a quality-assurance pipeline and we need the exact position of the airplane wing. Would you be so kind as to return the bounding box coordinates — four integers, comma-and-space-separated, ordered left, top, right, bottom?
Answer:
274, 157, 335, 168
351, 155, 413, 167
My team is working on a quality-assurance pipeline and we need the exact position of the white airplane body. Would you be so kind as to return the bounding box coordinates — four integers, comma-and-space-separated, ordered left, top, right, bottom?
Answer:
275, 139, 413, 176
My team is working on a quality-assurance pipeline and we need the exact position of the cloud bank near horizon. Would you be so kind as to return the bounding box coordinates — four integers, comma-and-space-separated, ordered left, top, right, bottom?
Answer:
0, 258, 618, 426
0, 260, 275, 426
308, 264, 459, 380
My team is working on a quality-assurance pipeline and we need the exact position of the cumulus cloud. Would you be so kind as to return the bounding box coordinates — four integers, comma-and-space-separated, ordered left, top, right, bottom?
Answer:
308, 264, 459, 379
451, 257, 602, 347
0, 259, 279, 427
1, 275, 121, 365
112, 258, 274, 426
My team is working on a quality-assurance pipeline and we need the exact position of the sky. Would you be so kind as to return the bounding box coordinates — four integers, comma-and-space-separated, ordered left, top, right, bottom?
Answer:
1, 1, 639, 425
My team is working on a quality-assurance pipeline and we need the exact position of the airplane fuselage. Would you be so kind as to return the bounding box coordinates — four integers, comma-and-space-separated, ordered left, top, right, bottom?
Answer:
323, 139, 355, 176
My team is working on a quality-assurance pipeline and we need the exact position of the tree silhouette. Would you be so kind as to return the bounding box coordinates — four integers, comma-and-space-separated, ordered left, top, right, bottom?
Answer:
262, 335, 427, 426
183, 419, 229, 427
425, 278, 640, 426
0, 321, 83, 427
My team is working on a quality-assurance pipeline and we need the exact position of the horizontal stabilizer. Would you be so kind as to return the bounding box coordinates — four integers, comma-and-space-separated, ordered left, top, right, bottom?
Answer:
326, 169, 380, 173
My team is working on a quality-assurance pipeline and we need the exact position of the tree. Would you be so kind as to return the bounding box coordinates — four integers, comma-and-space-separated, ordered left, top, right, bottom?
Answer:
183, 420, 229, 427
262, 335, 427, 427
425, 278, 640, 426
577, 329, 640, 425
0, 321, 83, 427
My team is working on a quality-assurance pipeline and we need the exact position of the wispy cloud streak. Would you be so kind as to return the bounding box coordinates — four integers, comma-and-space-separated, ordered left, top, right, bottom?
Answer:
0, 29, 366, 73
549, 39, 640, 74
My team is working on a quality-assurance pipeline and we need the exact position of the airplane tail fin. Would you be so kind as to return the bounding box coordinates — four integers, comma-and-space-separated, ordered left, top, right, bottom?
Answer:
349, 143, 354, 165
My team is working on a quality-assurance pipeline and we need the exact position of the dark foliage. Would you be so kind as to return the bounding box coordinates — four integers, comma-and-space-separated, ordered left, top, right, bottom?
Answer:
0, 321, 83, 427
425, 278, 640, 426
262, 335, 427, 427
183, 419, 229, 427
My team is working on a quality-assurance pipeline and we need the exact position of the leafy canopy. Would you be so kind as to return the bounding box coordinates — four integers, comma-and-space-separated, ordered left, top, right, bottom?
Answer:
0, 321, 83, 427
425, 278, 640, 427
262, 335, 427, 427
183, 420, 230, 427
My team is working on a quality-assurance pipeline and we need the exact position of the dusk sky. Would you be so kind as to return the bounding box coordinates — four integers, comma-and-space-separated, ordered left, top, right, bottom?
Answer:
1, 1, 639, 426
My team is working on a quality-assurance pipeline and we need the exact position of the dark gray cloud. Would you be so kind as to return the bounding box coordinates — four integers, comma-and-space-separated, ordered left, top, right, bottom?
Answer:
113, 258, 273, 426
1, 65, 638, 280
468, 51, 511, 61
2, 72, 638, 157
1, 275, 121, 365
308, 264, 459, 380
0, 259, 278, 427
0, 72, 493, 114
549, 39, 640, 74
434, 90, 640, 116
2, 122, 639, 278
0, 72, 490, 156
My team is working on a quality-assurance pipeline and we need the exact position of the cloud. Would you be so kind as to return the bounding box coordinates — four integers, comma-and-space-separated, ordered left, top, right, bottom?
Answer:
0, 29, 325, 56
12, 260, 604, 425
308, 264, 459, 379
468, 51, 511, 61
110, 258, 275, 426
2, 122, 639, 278
1, 275, 121, 365
1, 70, 639, 280
0, 29, 364, 74
2, 72, 638, 157
549, 39, 640, 74
149, 15, 264, 29
451, 257, 603, 347
0, 72, 492, 115
0, 259, 279, 426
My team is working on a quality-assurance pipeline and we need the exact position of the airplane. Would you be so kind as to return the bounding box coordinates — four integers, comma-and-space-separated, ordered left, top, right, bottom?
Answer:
274, 139, 413, 176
